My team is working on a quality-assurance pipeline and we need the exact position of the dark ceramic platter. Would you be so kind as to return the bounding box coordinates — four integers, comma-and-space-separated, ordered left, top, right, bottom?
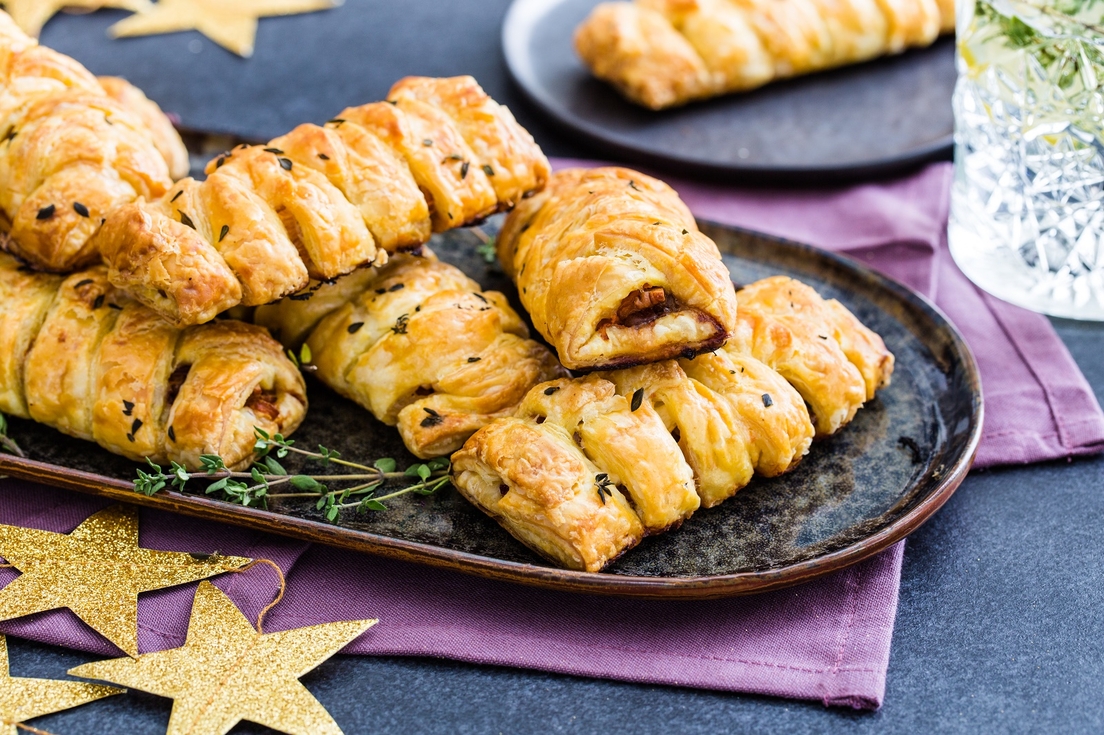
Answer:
0, 220, 982, 599
503, 0, 957, 183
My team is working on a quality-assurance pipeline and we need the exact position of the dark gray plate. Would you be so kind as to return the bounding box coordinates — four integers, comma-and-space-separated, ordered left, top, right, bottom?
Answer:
0, 220, 982, 599
503, 0, 957, 183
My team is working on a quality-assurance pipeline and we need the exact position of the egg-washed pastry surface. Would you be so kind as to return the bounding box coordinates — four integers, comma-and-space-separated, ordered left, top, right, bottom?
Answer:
97, 75, 551, 328
0, 252, 306, 471
451, 275, 894, 572
255, 249, 565, 459
496, 167, 738, 371
0, 11, 187, 272
574, 0, 953, 109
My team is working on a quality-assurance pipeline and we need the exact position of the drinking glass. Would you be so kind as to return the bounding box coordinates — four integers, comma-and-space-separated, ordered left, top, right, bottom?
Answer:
949, 0, 1104, 319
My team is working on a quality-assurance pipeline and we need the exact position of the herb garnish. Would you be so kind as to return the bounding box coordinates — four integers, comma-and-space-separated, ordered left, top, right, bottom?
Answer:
420, 408, 444, 428
133, 428, 451, 521
595, 473, 615, 504
391, 314, 409, 334
0, 412, 24, 457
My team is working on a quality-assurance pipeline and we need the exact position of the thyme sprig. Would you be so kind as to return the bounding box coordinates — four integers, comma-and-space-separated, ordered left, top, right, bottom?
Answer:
0, 413, 24, 458
470, 226, 497, 264
134, 427, 450, 522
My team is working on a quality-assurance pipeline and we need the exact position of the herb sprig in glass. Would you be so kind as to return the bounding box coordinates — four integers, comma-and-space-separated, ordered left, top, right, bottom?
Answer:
0, 413, 23, 458
134, 427, 450, 523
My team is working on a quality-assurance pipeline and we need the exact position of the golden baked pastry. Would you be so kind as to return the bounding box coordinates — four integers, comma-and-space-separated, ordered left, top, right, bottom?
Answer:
0, 11, 187, 271
452, 275, 894, 571
255, 249, 565, 459
496, 167, 738, 371
574, 0, 949, 109
731, 275, 894, 436
0, 252, 306, 470
97, 75, 550, 327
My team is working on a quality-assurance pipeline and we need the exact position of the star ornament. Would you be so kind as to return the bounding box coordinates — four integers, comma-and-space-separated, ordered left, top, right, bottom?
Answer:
109, 0, 343, 57
1, 0, 150, 37
0, 505, 251, 657
71, 582, 376, 735
0, 634, 122, 734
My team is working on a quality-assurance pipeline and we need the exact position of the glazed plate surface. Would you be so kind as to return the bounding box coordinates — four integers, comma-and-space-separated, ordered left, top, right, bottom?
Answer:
503, 0, 956, 183
0, 221, 982, 598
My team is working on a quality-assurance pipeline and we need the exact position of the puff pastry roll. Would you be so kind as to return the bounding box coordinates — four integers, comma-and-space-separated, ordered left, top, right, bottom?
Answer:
574, 0, 947, 109
496, 167, 737, 371
0, 252, 306, 470
0, 12, 187, 271
451, 356, 811, 570
97, 75, 550, 327
255, 249, 565, 459
730, 276, 895, 436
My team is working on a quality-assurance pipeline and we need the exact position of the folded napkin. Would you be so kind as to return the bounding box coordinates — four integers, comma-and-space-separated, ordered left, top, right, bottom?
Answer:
1, 161, 1101, 711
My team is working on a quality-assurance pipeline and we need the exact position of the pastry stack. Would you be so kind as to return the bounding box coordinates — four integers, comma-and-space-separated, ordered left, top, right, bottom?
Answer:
448, 167, 895, 572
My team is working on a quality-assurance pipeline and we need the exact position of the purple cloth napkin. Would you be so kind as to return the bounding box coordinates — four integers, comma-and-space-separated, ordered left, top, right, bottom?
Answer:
2, 161, 1102, 711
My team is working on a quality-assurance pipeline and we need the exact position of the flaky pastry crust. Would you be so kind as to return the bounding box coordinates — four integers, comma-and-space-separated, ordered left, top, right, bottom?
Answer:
0, 252, 306, 470
497, 167, 738, 371
255, 249, 565, 459
0, 11, 186, 271
574, 0, 947, 109
97, 76, 550, 327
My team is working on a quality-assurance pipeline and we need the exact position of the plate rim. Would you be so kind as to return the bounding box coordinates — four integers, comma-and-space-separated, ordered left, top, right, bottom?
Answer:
501, 0, 955, 182
0, 221, 983, 600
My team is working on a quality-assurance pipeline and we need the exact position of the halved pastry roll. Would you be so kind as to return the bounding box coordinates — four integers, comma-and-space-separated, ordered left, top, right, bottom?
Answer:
0, 252, 306, 470
97, 75, 550, 327
255, 249, 565, 459
730, 276, 894, 436
496, 167, 738, 371
0, 11, 186, 271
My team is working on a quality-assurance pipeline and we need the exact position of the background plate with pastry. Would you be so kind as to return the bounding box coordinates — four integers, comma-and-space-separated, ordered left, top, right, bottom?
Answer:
502, 0, 956, 182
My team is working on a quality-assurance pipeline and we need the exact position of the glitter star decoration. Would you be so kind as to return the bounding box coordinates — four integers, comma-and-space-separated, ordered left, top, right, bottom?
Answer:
0, 634, 122, 734
109, 0, 342, 57
71, 581, 376, 735
0, 505, 251, 657
1, 0, 149, 37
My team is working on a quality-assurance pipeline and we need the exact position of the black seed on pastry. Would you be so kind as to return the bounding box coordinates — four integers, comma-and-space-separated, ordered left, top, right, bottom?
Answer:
131, 418, 143, 434
473, 292, 487, 303
318, 153, 330, 160
288, 292, 312, 301
682, 229, 688, 235
543, 386, 559, 395
168, 426, 176, 442
74, 279, 93, 289
423, 139, 434, 146
219, 225, 229, 242
215, 156, 226, 168
388, 283, 405, 292
36, 204, 55, 220
108, 303, 122, 310
92, 294, 105, 310
278, 157, 293, 171
460, 161, 469, 179
264, 147, 284, 154
483, 164, 494, 177
179, 211, 196, 229
347, 322, 364, 334
126, 433, 134, 443
630, 388, 644, 412
73, 202, 89, 217
327, 118, 345, 126
628, 180, 640, 191
122, 400, 134, 416
762, 394, 773, 407
467, 357, 481, 363
170, 190, 184, 202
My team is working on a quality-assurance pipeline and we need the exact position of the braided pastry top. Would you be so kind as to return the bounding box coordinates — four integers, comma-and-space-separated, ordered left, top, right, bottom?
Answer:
0, 252, 306, 471
574, 0, 952, 109
97, 75, 550, 327
0, 11, 187, 271
256, 249, 565, 459
496, 167, 738, 371
451, 275, 893, 572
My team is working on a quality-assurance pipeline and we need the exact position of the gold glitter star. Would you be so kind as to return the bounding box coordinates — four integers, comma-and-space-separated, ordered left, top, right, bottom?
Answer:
0, 634, 122, 734
0, 505, 251, 657
109, 0, 341, 57
1, 0, 150, 37
71, 581, 376, 735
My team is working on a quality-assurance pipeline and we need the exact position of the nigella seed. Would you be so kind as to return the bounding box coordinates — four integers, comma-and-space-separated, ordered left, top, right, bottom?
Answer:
126, 433, 135, 443
73, 202, 89, 217
473, 292, 487, 303
327, 118, 345, 126
818, 335, 829, 340
219, 224, 229, 242
318, 153, 330, 160
168, 426, 176, 442
92, 294, 105, 309
388, 283, 405, 292
420, 412, 444, 428
628, 180, 640, 191
460, 161, 469, 179
424, 407, 439, 416
423, 139, 434, 146
123, 400, 135, 416
288, 292, 312, 301
467, 357, 481, 363
482, 164, 494, 177
36, 204, 55, 220
761, 394, 773, 407
74, 279, 94, 288
347, 322, 364, 334
543, 386, 559, 395
179, 211, 196, 229
131, 418, 143, 434
264, 147, 284, 154
170, 190, 184, 202
630, 388, 644, 412
215, 156, 226, 168
278, 157, 293, 171
682, 229, 688, 235
108, 303, 122, 310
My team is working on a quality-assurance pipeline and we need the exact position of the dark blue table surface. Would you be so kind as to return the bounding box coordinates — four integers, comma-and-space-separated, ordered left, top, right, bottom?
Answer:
11, 2, 1104, 732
